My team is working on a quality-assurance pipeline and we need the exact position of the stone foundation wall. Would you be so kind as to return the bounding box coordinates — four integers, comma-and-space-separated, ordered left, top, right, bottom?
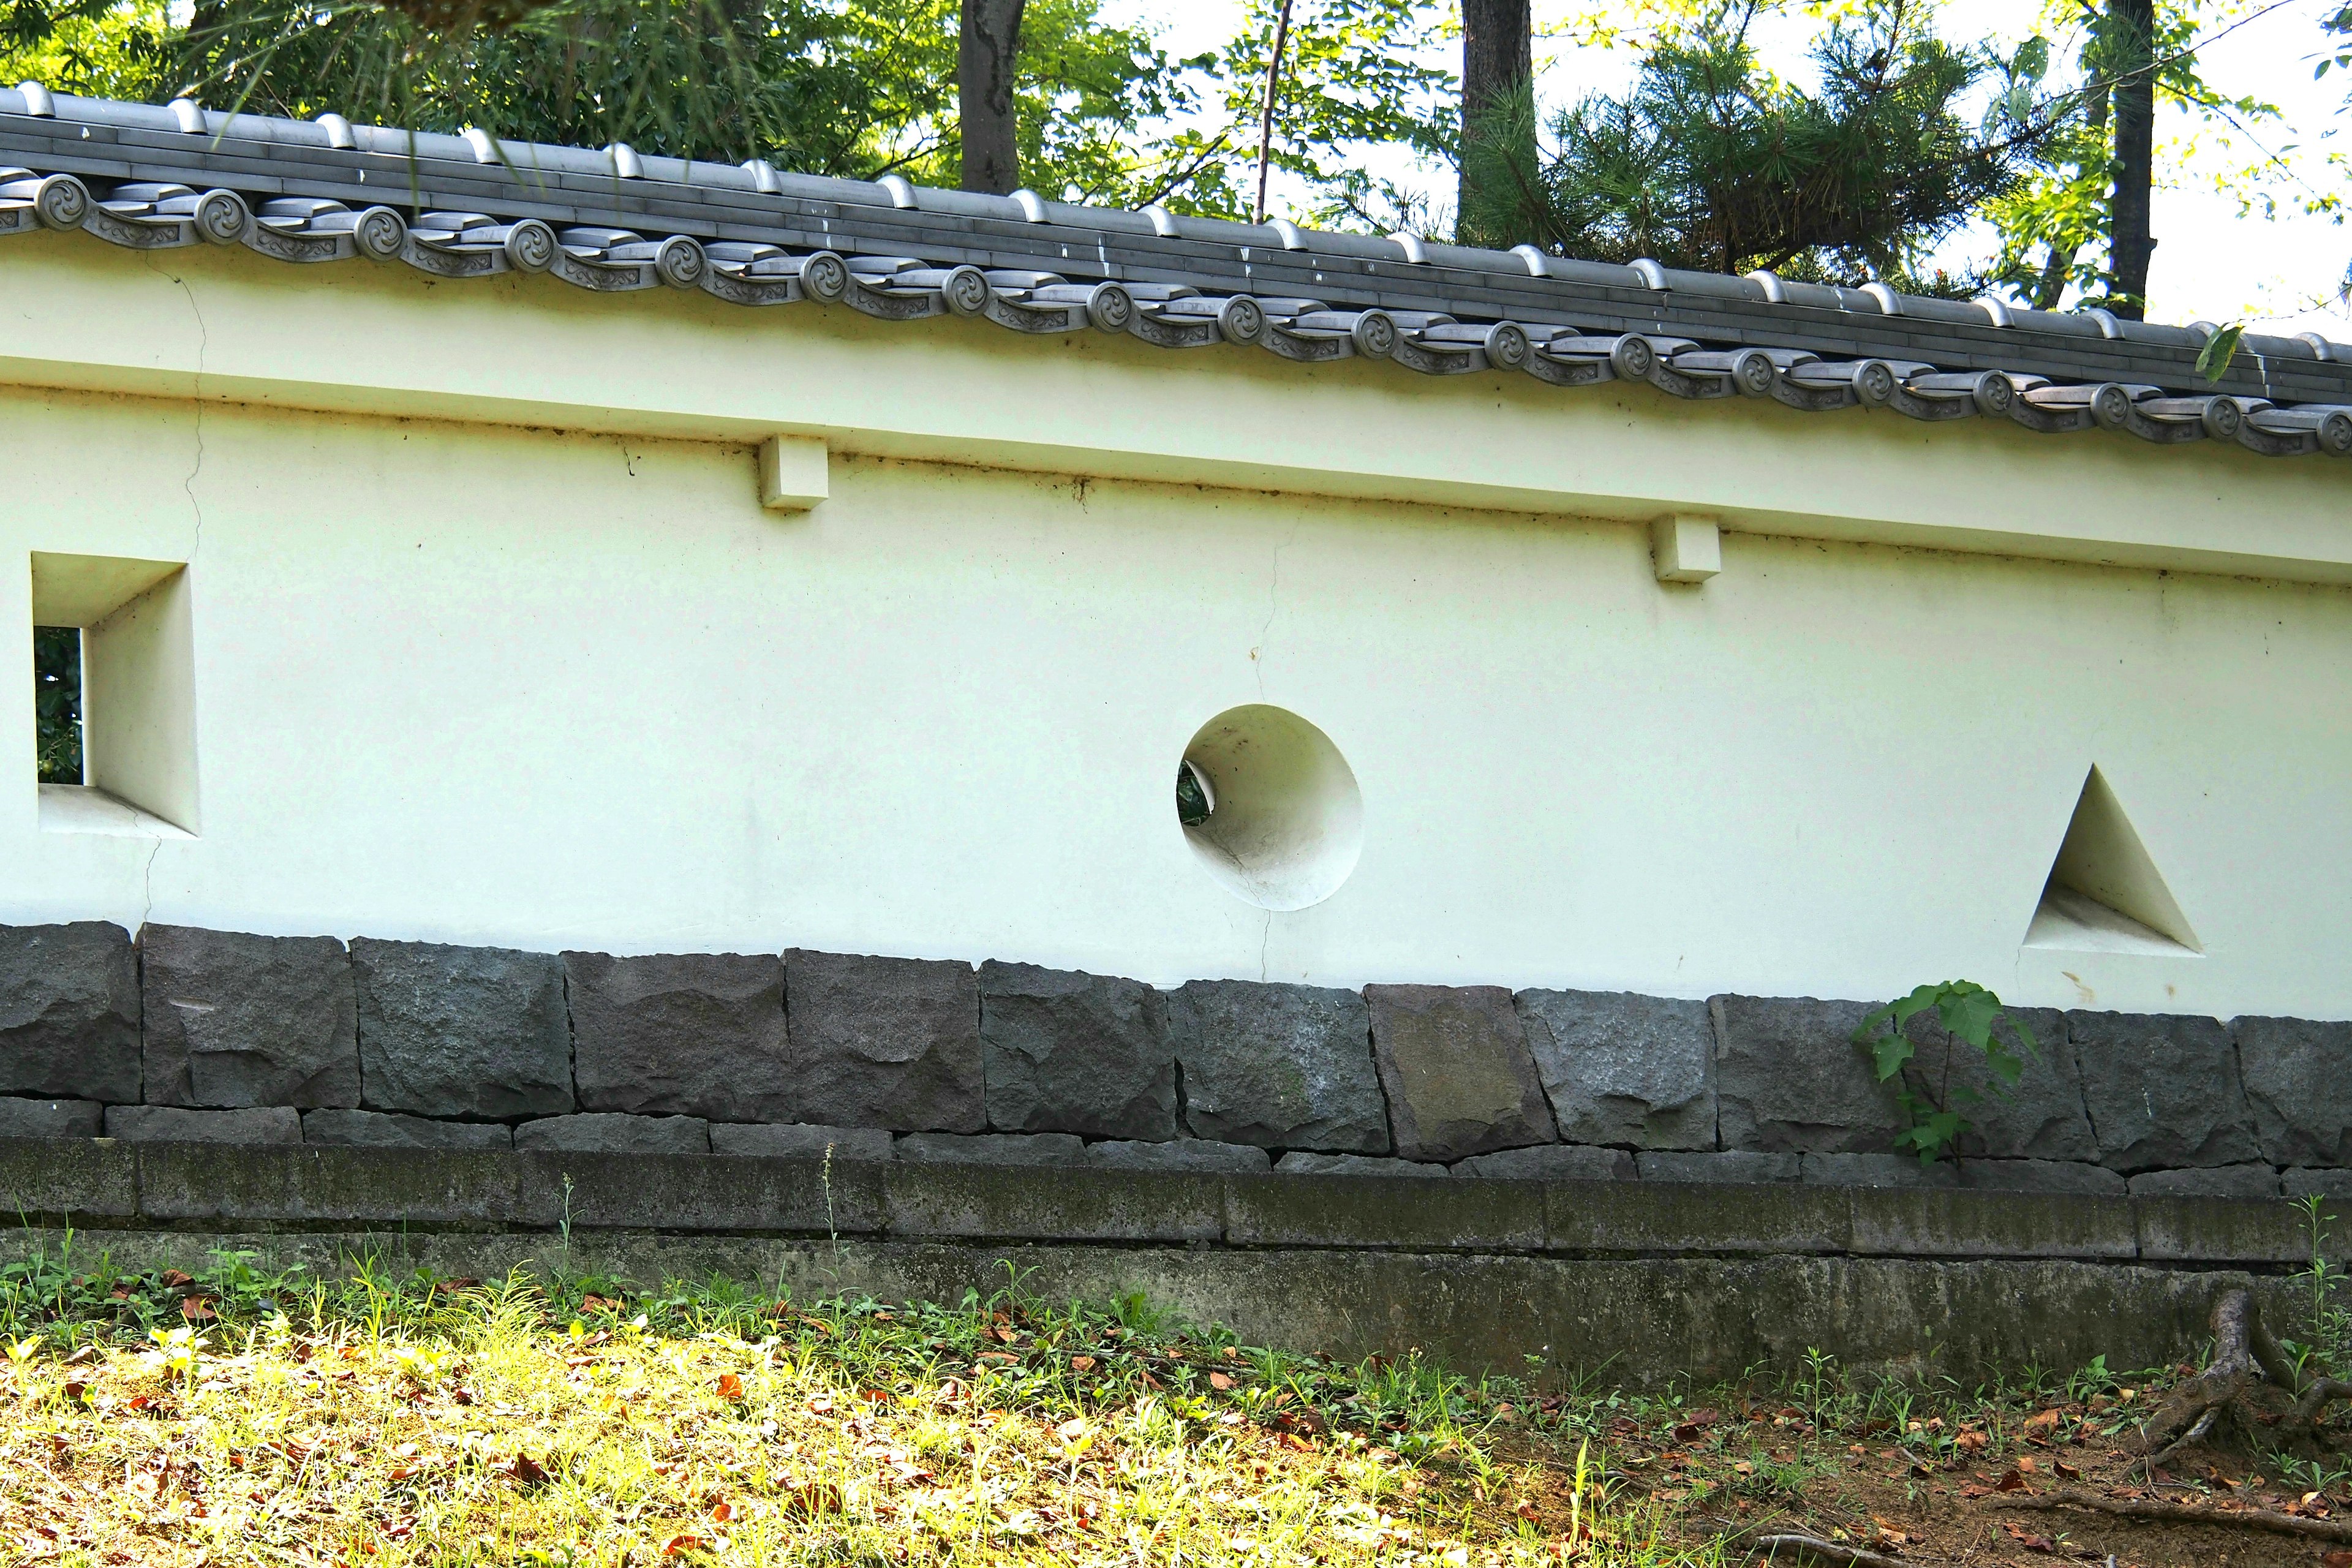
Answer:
2, 921, 2348, 1199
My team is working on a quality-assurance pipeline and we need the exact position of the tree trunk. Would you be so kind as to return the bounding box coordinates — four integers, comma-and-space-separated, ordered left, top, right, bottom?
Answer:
959, 0, 1027, 195
1458, 0, 1532, 228
2108, 0, 2155, 318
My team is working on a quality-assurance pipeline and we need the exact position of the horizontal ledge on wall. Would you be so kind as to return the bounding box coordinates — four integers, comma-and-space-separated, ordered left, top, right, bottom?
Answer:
4, 349, 2352, 587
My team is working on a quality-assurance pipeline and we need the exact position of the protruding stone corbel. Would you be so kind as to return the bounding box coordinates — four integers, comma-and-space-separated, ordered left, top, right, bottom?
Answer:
757, 434, 828, 512
1651, 513, 1722, 584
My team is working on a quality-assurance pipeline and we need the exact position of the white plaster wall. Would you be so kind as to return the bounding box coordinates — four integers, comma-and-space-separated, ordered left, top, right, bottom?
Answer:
1, 385, 2346, 1019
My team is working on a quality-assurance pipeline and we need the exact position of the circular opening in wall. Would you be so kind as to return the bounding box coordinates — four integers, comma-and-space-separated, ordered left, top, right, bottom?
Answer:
1176, 704, 1363, 911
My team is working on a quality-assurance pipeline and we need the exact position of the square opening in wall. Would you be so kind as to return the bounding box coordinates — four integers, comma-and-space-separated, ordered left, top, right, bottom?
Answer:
29, 552, 197, 837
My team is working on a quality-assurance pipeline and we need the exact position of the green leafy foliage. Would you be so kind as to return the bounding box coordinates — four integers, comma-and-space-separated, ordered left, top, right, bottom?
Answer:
1851, 979, 2039, 1164
175, 0, 1200, 201
0, 0, 170, 99
2196, 318, 2245, 380
1146, 0, 1453, 225
1457, 0, 2046, 288
32, 625, 81, 787
1983, 0, 2280, 312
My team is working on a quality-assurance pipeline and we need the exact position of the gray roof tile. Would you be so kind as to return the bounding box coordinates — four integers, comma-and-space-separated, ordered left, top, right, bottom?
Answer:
4, 85, 2350, 460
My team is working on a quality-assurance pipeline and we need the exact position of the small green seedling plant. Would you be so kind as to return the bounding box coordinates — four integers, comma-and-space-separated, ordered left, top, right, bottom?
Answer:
1852, 981, 2038, 1164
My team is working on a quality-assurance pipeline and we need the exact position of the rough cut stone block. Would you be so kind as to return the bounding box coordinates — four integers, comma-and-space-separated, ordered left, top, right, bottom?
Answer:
139, 925, 358, 1109
514, 1114, 710, 1155
1956, 1159, 2127, 1196
1085, 1137, 1271, 1173
978, 962, 1175, 1140
1167, 981, 1387, 1153
2069, 1011, 2260, 1172
1365, 985, 1555, 1163
2235, 1017, 2352, 1168
895, 1131, 1084, 1166
2127, 1164, 2280, 1200
1274, 1152, 1450, 1178
0, 1096, 104, 1139
300, 1109, 512, 1150
2284, 1169, 2352, 1200
1453, 1144, 1635, 1180
1712, 996, 1901, 1154
1634, 1150, 1801, 1184
1515, 990, 1714, 1151
1899, 1006, 2093, 1162
710, 1123, 894, 1161
783, 951, 983, 1133
353, 939, 573, 1120
0, 922, 140, 1103
567, 951, 788, 1121
104, 1104, 301, 1145
1801, 1153, 1961, 1189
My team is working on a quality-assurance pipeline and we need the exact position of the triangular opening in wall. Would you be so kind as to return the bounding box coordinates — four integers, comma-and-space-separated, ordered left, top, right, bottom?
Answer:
2022, 766, 2202, 957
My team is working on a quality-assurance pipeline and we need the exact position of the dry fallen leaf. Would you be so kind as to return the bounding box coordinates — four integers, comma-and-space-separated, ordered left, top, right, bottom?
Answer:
1994, 1468, 2029, 1493
715, 1373, 745, 1401
2321, 1551, 2352, 1568
180, 1297, 217, 1323
2013, 1454, 2037, 1474
502, 1453, 549, 1487
661, 1534, 710, 1556
1057, 1418, 1088, 1441
709, 1500, 733, 1523
1069, 1355, 1096, 1373
1209, 1372, 1235, 1391
1955, 1430, 1989, 1452
2021, 1408, 2062, 1438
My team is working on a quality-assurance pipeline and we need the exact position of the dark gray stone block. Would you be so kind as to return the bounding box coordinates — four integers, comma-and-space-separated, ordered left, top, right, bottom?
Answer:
300, 1109, 512, 1150
1898, 1006, 2094, 1162
1956, 1159, 2127, 1196
1275, 1152, 1450, 1177
104, 1104, 301, 1144
0, 1096, 103, 1139
1454, 1144, 1635, 1180
2236, 1017, 2352, 1168
0, 922, 140, 1102
566, 951, 788, 1121
1801, 1153, 1961, 1189
1085, 1137, 1271, 1173
1635, 1150, 1801, 1184
1713, 995, 1901, 1154
1365, 984, 1555, 1163
2128, 1164, 2280, 1200
978, 962, 1175, 1140
1167, 981, 1386, 1153
783, 951, 983, 1133
2284, 1169, 2352, 1201
1515, 990, 1714, 1151
2070, 1011, 2260, 1172
138, 925, 358, 1109
710, 1122, 893, 1161
514, 1114, 710, 1155
896, 1131, 1085, 1166
353, 939, 573, 1120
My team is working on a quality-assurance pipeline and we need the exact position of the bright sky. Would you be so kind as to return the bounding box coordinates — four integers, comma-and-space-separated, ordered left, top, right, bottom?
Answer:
1099, 0, 2352, 336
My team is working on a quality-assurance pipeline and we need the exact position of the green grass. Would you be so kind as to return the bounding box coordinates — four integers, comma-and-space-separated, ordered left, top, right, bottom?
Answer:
1, 1231, 2345, 1567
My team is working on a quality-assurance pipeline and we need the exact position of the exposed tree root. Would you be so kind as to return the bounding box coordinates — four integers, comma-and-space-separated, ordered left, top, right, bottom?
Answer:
2132, 1288, 2352, 1470
1749, 1534, 1918, 1567
1994, 1486, 2352, 1544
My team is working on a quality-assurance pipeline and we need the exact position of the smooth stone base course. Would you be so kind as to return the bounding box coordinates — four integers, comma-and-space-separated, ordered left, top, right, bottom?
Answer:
711, 1123, 893, 1161
0, 1224, 2296, 1388
301, 1109, 513, 1150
